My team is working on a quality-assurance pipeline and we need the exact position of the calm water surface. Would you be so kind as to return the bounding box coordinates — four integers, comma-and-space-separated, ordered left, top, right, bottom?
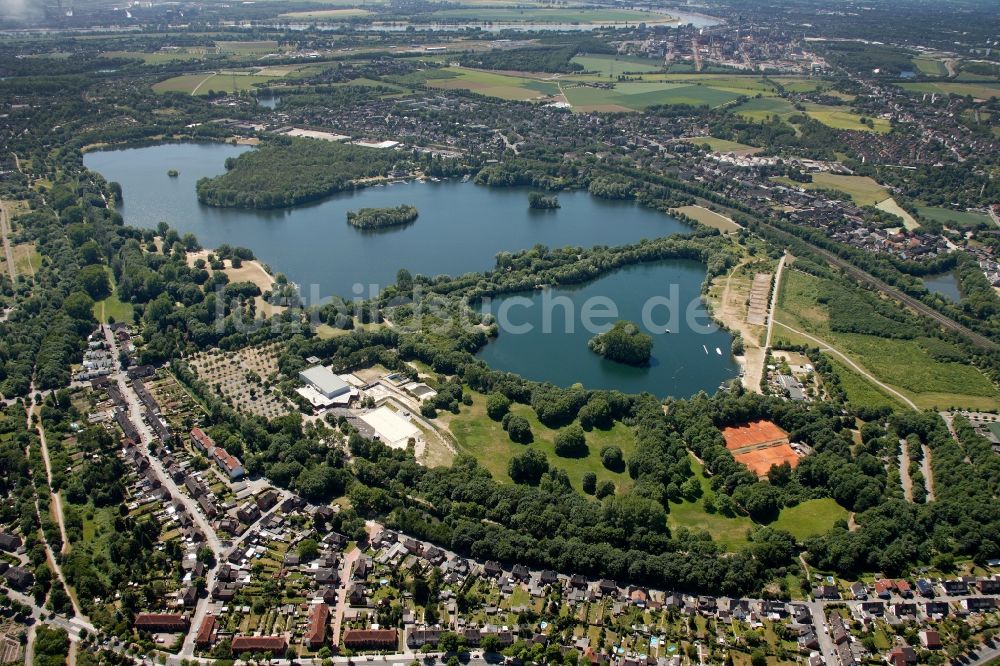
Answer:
923, 272, 961, 303
85, 142, 736, 396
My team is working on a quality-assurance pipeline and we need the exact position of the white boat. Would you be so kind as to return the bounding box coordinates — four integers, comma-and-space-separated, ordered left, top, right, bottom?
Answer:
715, 347, 722, 355
702, 345, 708, 354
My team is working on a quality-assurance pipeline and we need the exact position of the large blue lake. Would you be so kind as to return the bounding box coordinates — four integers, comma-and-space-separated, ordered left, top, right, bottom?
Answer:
85, 142, 736, 396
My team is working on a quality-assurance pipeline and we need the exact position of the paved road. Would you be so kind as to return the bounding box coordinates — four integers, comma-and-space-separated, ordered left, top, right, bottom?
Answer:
102, 325, 224, 657
806, 602, 838, 666
898, 437, 914, 502
773, 319, 919, 411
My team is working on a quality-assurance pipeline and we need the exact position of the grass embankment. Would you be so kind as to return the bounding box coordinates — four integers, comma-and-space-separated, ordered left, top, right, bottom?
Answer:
773, 270, 1000, 410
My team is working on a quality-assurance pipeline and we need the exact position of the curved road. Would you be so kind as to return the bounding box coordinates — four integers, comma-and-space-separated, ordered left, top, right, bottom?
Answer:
773, 320, 919, 411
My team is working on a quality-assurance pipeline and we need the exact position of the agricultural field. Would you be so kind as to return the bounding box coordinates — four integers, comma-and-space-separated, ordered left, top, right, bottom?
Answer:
731, 96, 797, 121
422, 7, 676, 24
101, 48, 211, 64
912, 56, 948, 77
442, 388, 636, 494
802, 103, 891, 133
426, 67, 559, 100
152, 65, 313, 95
774, 173, 889, 206
562, 80, 742, 112
215, 40, 281, 55
570, 54, 666, 76
671, 205, 741, 232
875, 197, 920, 230
773, 269, 1000, 411
277, 8, 373, 20
915, 205, 992, 228
901, 80, 1000, 99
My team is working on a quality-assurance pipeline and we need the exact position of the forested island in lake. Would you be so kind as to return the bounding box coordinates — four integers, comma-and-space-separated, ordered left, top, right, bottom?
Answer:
347, 204, 419, 229
529, 192, 560, 209
587, 320, 653, 366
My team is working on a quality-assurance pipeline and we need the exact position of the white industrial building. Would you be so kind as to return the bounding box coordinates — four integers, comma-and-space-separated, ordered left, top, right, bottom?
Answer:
297, 365, 358, 410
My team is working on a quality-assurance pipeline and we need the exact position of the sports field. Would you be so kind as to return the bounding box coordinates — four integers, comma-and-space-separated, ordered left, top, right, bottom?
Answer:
426, 67, 558, 100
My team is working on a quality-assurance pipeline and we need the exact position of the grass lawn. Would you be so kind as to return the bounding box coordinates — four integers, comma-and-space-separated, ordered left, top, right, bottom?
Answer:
667, 454, 754, 550
101, 49, 210, 64
11, 243, 40, 277
671, 205, 741, 232
915, 205, 991, 228
683, 136, 760, 154
152, 71, 283, 95
773, 270, 1000, 410
442, 388, 635, 493
827, 357, 907, 412
769, 498, 848, 540
93, 266, 134, 324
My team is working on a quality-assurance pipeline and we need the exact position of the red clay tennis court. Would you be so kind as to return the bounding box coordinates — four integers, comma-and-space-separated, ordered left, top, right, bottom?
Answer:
721, 420, 789, 451
733, 443, 799, 477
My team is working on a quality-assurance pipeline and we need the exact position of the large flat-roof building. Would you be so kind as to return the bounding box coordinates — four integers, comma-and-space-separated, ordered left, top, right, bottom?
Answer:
298, 365, 359, 410
359, 407, 421, 450
300, 366, 351, 399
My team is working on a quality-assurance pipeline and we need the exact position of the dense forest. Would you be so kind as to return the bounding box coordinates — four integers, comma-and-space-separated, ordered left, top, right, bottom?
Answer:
587, 320, 654, 366
195, 138, 405, 209
347, 204, 419, 229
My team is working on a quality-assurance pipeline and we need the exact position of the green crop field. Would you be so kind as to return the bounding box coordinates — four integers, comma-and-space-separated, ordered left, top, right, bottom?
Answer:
570, 54, 666, 76
773, 173, 889, 206
901, 81, 1000, 99
769, 498, 848, 541
427, 67, 558, 100
912, 57, 947, 77
773, 270, 1000, 411
563, 81, 742, 111
803, 103, 891, 133
915, 205, 991, 228
732, 96, 796, 121
278, 8, 372, 19
444, 388, 636, 494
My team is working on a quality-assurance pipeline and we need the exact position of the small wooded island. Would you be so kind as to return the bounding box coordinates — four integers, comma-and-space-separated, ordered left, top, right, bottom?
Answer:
346, 204, 419, 229
588, 320, 654, 366
528, 192, 560, 209
167, 169, 178, 177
